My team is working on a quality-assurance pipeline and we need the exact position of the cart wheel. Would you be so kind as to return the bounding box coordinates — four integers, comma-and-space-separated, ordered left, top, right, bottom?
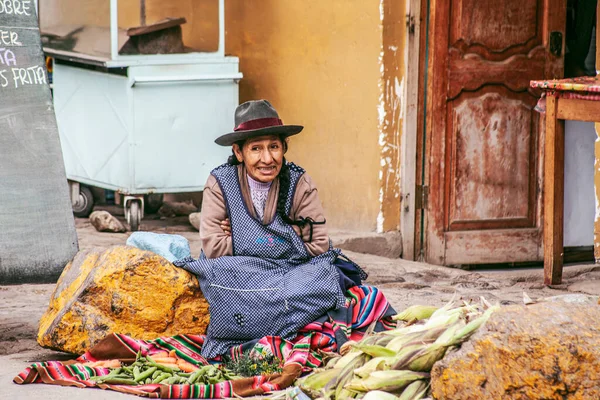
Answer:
144, 193, 163, 214
127, 201, 142, 231
73, 185, 95, 218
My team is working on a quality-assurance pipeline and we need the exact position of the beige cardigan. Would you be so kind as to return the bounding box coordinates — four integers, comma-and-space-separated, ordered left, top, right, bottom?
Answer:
200, 164, 330, 258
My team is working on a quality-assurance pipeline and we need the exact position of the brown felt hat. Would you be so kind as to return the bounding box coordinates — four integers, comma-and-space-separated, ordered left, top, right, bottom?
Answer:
215, 100, 303, 146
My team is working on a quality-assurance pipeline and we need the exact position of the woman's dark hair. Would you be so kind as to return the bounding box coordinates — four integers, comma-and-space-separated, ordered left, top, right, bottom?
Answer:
225, 136, 322, 239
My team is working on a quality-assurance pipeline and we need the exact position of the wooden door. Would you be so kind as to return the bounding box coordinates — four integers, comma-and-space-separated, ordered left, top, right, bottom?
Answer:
424, 0, 565, 265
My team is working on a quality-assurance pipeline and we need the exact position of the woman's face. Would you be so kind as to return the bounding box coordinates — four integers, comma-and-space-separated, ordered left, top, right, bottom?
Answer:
233, 135, 285, 183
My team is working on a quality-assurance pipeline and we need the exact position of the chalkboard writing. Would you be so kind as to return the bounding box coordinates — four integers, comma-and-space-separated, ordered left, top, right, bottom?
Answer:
0, 6, 78, 283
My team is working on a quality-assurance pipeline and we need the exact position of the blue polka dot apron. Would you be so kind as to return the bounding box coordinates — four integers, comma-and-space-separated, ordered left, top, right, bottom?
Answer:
182, 162, 346, 358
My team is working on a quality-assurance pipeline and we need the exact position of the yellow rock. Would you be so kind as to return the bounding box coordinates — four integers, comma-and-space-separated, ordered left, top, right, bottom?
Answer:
37, 246, 209, 354
430, 300, 600, 399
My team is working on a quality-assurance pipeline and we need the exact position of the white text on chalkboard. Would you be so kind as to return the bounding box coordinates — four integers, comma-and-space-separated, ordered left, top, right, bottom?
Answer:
0, 0, 32, 15
0, 65, 46, 88
0, 49, 16, 66
0, 30, 22, 46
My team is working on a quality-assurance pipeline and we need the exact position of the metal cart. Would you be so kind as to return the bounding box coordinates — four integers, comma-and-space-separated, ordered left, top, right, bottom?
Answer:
42, 0, 240, 230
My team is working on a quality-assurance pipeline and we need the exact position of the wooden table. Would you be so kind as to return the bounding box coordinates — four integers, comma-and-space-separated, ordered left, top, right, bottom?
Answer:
531, 77, 600, 285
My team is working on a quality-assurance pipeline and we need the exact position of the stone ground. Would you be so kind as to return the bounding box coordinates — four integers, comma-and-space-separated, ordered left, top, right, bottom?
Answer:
1, 206, 599, 399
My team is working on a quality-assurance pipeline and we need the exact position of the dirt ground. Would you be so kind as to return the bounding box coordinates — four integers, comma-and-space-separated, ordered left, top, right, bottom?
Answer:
1, 208, 599, 398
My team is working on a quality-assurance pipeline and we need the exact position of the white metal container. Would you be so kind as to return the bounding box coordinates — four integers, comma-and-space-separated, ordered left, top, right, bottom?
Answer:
45, 0, 240, 229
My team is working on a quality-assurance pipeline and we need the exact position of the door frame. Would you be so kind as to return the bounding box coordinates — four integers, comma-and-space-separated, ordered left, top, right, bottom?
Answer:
400, 0, 428, 260
403, 0, 566, 265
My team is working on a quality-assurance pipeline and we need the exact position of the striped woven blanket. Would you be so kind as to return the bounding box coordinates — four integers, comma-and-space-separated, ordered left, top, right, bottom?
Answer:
14, 285, 395, 399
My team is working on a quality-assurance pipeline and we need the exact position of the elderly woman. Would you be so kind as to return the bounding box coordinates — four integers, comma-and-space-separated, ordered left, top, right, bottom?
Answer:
182, 100, 393, 358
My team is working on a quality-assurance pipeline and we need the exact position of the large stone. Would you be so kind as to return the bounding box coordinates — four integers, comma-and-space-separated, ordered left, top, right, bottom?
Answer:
89, 211, 127, 233
430, 301, 600, 399
37, 246, 209, 354
330, 229, 403, 259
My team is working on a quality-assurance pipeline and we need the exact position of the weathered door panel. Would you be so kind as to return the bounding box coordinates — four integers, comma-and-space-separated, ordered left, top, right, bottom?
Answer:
425, 0, 565, 265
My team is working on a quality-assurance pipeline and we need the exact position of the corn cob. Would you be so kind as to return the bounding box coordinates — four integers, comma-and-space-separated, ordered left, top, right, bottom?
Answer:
448, 305, 499, 346
344, 370, 429, 392
351, 344, 397, 358
297, 367, 341, 396
399, 323, 464, 372
335, 353, 369, 399
363, 390, 401, 399
385, 326, 446, 352
397, 379, 428, 400
334, 350, 364, 370
353, 356, 390, 379
388, 342, 431, 370
392, 305, 439, 322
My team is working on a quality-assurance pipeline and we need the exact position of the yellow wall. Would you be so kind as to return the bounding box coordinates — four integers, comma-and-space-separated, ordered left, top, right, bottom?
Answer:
226, 0, 389, 231
39, 0, 407, 232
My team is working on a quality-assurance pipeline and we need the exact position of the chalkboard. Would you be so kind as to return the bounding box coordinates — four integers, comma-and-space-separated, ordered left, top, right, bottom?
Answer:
0, 2, 78, 284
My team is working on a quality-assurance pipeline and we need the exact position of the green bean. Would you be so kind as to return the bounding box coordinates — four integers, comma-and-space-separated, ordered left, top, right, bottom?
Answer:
98, 377, 138, 385
164, 376, 178, 385
134, 366, 157, 382
153, 372, 171, 383
133, 365, 141, 380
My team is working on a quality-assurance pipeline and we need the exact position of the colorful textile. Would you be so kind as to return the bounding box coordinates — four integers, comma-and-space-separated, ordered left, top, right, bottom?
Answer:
530, 77, 600, 114
530, 76, 600, 92
14, 285, 396, 399
181, 162, 346, 358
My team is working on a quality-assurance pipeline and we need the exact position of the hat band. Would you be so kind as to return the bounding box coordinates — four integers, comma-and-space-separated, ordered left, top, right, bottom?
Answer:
234, 117, 283, 132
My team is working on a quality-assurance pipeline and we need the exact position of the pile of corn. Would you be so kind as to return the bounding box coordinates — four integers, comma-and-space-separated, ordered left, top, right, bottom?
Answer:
296, 298, 498, 399
87, 352, 239, 385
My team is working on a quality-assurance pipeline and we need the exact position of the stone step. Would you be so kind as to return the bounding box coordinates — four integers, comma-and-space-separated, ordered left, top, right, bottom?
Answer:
329, 229, 402, 259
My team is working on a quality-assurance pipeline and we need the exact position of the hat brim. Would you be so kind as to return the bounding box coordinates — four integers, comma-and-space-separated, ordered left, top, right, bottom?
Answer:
215, 125, 304, 146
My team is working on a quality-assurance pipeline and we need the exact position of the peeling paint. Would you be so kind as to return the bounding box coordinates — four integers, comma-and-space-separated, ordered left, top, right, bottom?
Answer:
377, 187, 385, 233
377, 0, 407, 233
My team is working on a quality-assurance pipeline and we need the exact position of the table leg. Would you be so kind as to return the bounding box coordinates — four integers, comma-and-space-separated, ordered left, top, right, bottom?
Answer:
543, 94, 565, 285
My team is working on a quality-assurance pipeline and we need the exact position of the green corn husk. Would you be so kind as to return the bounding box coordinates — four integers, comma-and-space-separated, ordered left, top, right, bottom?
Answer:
334, 350, 364, 370
360, 332, 395, 347
388, 343, 430, 370
352, 344, 397, 358
344, 370, 429, 392
335, 353, 370, 400
397, 380, 429, 400
399, 323, 464, 372
297, 367, 340, 395
363, 390, 401, 399
448, 305, 499, 347
392, 305, 439, 322
385, 326, 446, 352
353, 356, 391, 379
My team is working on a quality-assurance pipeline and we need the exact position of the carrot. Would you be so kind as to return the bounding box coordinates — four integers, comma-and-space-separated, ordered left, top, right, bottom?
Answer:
169, 350, 177, 358
156, 363, 179, 370
84, 359, 122, 369
177, 359, 200, 373
152, 351, 169, 358
150, 357, 178, 364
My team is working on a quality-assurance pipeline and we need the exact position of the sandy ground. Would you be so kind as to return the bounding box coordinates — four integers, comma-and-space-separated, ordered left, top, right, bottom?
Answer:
1, 208, 599, 399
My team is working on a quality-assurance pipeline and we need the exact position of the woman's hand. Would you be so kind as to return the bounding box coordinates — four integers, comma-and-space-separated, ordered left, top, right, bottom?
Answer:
220, 218, 232, 236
